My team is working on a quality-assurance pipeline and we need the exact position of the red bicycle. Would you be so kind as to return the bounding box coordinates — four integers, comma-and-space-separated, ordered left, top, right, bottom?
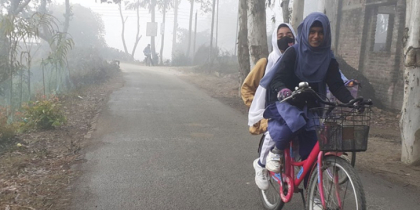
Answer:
258, 82, 372, 210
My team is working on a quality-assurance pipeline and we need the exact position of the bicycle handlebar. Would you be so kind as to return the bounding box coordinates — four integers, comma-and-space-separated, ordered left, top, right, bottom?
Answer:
279, 82, 373, 108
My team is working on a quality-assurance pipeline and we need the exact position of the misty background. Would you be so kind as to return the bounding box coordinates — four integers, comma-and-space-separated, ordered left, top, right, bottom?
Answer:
53, 0, 318, 61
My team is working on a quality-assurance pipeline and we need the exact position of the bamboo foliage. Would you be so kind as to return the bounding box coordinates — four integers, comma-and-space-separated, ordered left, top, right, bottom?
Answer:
1, 13, 41, 118
43, 31, 74, 93
0, 10, 73, 119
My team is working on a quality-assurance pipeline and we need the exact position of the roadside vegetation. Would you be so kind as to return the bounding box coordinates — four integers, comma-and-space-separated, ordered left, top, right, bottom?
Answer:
0, 1, 130, 147
0, 1, 128, 209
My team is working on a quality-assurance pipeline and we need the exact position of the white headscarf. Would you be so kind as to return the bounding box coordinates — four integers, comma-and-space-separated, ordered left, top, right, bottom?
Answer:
248, 23, 297, 127
266, 23, 297, 71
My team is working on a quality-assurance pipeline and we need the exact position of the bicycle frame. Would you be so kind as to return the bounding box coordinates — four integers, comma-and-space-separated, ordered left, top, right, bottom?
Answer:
262, 82, 371, 209
268, 141, 342, 207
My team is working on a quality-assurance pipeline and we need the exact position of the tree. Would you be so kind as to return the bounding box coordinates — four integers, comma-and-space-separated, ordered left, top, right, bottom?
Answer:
117, 2, 129, 55
186, 0, 194, 60
281, 0, 290, 23
291, 0, 304, 32
157, 0, 173, 64
126, 0, 143, 58
208, 0, 216, 64
187, 0, 211, 62
117, 0, 142, 59
0, 0, 71, 116
172, 0, 179, 60
237, 0, 250, 83
151, 0, 157, 63
247, 0, 268, 68
37, 0, 74, 93
400, 0, 420, 165
49, 4, 106, 49
318, 0, 326, 14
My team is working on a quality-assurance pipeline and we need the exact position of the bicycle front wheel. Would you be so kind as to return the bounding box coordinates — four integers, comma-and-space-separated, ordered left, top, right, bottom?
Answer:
306, 156, 366, 210
259, 174, 285, 210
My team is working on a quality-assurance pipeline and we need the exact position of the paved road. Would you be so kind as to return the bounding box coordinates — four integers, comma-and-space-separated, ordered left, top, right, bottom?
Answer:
71, 64, 420, 210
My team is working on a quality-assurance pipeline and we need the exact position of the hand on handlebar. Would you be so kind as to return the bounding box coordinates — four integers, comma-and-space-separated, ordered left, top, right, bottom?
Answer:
277, 88, 292, 101
353, 101, 365, 113
352, 99, 373, 113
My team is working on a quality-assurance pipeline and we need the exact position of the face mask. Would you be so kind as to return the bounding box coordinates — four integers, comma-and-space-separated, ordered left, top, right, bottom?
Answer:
277, 36, 295, 52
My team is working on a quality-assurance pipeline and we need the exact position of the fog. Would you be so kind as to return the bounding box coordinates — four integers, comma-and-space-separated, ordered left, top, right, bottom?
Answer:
51, 0, 319, 61
53, 0, 237, 61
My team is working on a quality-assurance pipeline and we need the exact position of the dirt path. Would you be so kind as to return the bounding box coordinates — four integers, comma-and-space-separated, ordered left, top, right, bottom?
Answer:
173, 66, 420, 190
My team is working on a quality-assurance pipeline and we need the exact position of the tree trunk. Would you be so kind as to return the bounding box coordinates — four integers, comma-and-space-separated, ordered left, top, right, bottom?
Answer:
118, 3, 129, 54
172, 0, 179, 60
42, 59, 46, 96
63, 0, 72, 90
9, 0, 31, 15
209, 0, 216, 64
237, 0, 250, 83
131, 0, 142, 58
291, 0, 304, 32
186, 0, 194, 60
234, 1, 239, 57
281, 0, 290, 23
38, 0, 54, 47
401, 0, 420, 165
318, 0, 326, 14
27, 55, 31, 100
159, 2, 167, 65
247, 0, 268, 68
192, 11, 197, 64
63, 0, 70, 35
9, 38, 15, 118
151, 0, 157, 64
215, 0, 219, 49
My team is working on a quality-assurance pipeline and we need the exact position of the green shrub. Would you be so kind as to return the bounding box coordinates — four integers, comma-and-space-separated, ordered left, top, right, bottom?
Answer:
171, 51, 190, 66
22, 96, 67, 130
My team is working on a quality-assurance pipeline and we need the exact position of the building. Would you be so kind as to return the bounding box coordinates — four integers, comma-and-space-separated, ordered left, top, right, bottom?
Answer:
326, 0, 405, 110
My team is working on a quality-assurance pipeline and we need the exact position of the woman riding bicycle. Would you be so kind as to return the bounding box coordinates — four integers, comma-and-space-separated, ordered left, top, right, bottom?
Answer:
262, 12, 357, 176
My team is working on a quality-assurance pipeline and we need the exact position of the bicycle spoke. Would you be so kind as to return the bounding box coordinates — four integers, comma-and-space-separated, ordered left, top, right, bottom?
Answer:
307, 157, 366, 210
259, 175, 284, 210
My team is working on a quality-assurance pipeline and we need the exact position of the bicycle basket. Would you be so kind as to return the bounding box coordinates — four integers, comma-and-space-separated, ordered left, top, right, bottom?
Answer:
311, 106, 371, 152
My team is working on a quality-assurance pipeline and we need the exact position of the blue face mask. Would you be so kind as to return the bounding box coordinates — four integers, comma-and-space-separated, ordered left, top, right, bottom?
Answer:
277, 36, 295, 52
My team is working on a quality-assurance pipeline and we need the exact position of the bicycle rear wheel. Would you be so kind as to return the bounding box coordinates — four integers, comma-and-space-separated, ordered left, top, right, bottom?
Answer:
259, 175, 285, 210
306, 156, 366, 210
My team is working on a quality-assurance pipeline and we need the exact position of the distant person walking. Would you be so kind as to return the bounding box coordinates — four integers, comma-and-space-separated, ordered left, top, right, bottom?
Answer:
143, 44, 152, 66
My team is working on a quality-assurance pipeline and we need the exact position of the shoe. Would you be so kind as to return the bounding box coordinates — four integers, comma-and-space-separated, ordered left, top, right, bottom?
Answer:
253, 158, 269, 190
266, 150, 281, 173
313, 198, 323, 210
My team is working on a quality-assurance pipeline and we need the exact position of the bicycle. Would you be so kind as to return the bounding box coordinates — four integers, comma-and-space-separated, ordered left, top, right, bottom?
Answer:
144, 54, 152, 66
258, 82, 372, 210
